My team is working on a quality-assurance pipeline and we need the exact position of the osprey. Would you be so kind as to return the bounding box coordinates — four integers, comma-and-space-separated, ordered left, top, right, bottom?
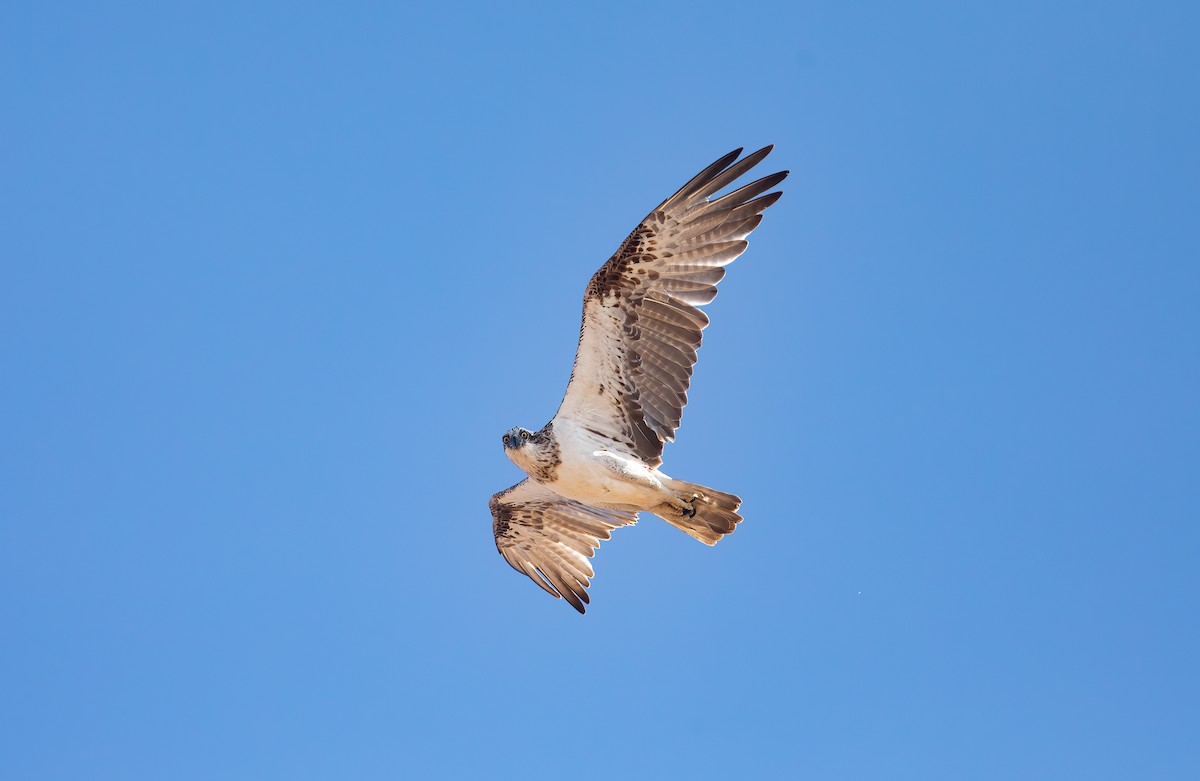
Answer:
491, 146, 787, 613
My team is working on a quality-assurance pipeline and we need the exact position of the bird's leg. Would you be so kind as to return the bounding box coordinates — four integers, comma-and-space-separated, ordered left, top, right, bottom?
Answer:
663, 492, 701, 518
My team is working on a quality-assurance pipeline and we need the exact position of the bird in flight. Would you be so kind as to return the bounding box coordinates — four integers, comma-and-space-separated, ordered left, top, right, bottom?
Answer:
490, 146, 787, 613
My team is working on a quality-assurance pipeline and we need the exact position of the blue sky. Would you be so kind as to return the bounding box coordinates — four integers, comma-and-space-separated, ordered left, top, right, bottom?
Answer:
2, 1, 1198, 778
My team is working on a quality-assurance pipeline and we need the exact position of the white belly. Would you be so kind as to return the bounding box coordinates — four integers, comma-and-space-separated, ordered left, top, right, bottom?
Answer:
547, 420, 670, 508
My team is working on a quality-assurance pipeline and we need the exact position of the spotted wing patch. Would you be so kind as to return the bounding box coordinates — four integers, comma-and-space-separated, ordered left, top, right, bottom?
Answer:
556, 146, 787, 465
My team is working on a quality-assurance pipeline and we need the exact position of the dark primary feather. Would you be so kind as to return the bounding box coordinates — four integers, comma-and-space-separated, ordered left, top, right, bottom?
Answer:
555, 146, 788, 466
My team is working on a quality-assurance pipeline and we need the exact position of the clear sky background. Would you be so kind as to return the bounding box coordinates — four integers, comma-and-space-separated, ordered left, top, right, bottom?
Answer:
3, 2, 1197, 779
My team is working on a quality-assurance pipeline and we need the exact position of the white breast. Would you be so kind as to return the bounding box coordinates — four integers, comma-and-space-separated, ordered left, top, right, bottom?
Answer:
545, 420, 666, 508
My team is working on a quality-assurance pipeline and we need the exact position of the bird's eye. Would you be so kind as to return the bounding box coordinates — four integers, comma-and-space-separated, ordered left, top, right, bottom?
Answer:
503, 435, 510, 445
521, 430, 529, 439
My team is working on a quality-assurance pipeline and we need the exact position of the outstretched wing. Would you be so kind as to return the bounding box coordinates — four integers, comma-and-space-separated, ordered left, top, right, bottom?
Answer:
554, 146, 787, 467
490, 479, 638, 614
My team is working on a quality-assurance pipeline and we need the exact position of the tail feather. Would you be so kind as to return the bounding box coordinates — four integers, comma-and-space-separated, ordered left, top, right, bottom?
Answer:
652, 479, 743, 545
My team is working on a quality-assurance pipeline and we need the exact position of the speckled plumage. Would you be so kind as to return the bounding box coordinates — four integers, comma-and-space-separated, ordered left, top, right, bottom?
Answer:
492, 146, 787, 613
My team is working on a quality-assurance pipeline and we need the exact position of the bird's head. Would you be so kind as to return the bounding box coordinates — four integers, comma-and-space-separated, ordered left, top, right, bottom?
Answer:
501, 427, 538, 471
502, 427, 534, 452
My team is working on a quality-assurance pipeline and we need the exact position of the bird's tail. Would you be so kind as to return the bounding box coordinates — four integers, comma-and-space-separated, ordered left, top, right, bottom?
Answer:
652, 479, 743, 546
